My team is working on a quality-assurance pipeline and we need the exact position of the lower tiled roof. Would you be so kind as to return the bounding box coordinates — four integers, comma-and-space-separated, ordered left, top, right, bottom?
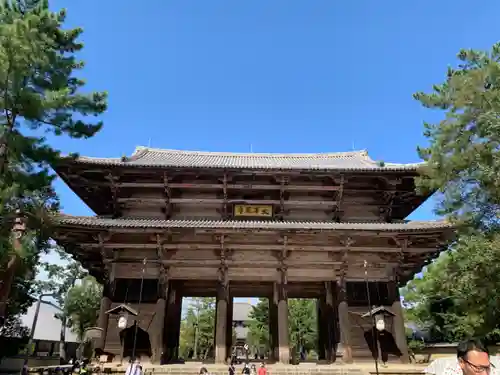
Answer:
56, 215, 451, 232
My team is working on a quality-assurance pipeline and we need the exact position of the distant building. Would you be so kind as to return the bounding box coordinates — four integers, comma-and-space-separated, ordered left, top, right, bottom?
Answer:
0, 301, 80, 372
232, 302, 252, 346
20, 301, 79, 358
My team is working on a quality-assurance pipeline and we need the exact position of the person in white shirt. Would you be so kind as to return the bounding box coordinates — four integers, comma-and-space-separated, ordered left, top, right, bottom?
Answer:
443, 340, 494, 375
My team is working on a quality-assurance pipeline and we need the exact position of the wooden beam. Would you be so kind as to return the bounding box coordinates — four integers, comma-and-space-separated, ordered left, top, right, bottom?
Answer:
117, 197, 341, 207
105, 182, 342, 191
71, 180, 421, 195
79, 242, 436, 254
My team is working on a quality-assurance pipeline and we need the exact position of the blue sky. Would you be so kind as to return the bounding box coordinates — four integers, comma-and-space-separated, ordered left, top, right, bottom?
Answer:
40, 1, 499, 289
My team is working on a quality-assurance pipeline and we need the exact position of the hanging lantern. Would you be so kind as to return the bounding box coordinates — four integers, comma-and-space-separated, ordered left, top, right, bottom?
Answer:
118, 314, 128, 329
374, 313, 386, 331
362, 306, 395, 332
106, 304, 138, 330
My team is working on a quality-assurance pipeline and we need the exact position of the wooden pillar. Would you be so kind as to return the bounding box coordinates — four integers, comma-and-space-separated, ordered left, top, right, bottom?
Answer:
151, 275, 168, 364
337, 276, 352, 363
316, 299, 325, 360
96, 284, 112, 351
388, 279, 410, 364
324, 281, 336, 363
275, 276, 289, 364
268, 295, 279, 362
215, 276, 229, 363
225, 296, 233, 361
164, 282, 181, 363
172, 292, 182, 360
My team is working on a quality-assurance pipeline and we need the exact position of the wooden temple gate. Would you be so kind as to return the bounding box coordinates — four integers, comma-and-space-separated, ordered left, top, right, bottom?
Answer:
51, 147, 453, 364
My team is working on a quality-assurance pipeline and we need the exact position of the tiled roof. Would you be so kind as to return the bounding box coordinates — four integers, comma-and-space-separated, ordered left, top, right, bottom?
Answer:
56, 215, 451, 232
64, 146, 422, 172
20, 301, 79, 343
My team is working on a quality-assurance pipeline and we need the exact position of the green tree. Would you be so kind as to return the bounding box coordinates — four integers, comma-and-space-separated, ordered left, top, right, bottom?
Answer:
414, 43, 500, 232
403, 233, 500, 342
288, 299, 317, 359
179, 298, 216, 360
247, 299, 269, 353
0, 315, 29, 360
247, 298, 317, 359
404, 42, 500, 341
0, 0, 106, 323
63, 276, 102, 341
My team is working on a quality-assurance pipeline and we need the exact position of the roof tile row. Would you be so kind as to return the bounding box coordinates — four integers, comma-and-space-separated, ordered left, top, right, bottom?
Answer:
65, 147, 422, 172
56, 215, 451, 232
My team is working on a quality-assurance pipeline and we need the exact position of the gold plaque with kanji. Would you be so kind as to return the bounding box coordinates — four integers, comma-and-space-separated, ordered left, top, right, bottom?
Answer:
233, 204, 273, 218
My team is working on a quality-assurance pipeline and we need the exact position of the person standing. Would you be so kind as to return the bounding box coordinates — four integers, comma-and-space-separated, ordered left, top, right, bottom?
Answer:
125, 359, 143, 375
257, 363, 267, 375
242, 363, 250, 375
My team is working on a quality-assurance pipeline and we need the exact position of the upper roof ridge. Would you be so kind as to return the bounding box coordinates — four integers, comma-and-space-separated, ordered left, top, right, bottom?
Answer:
133, 146, 369, 159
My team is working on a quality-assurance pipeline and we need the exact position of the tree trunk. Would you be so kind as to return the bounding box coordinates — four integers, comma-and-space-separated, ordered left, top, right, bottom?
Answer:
0, 118, 15, 176
0, 255, 20, 325
59, 315, 66, 363
59, 277, 77, 363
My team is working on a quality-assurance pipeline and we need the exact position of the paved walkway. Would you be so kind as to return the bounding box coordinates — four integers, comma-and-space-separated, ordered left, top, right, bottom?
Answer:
97, 361, 428, 375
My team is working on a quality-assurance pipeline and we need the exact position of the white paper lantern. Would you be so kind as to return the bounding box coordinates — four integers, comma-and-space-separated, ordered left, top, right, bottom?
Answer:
375, 314, 385, 331
118, 315, 128, 329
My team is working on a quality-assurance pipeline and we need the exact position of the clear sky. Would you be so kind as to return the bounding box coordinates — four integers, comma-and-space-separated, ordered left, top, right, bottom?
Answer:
39, 1, 499, 285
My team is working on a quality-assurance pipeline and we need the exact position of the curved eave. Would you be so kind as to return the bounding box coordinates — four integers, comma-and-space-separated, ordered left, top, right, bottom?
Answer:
54, 215, 453, 234
52, 147, 423, 173
55, 159, 421, 173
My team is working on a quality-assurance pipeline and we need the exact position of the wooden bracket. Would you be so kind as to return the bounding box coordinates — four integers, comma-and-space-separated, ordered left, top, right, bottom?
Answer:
217, 264, 229, 300
96, 232, 113, 259
392, 237, 412, 273
105, 172, 120, 217
156, 233, 165, 259
158, 266, 170, 299
332, 174, 345, 222
278, 176, 289, 220
163, 172, 172, 219
222, 173, 229, 220
156, 231, 175, 260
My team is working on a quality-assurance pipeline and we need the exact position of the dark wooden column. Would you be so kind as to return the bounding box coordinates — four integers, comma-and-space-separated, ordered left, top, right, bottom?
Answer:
388, 279, 410, 363
151, 271, 168, 363
324, 281, 336, 362
316, 298, 326, 360
164, 281, 182, 363
96, 282, 112, 351
172, 291, 182, 360
276, 270, 290, 364
337, 275, 352, 363
215, 271, 229, 363
225, 296, 234, 360
268, 295, 279, 362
